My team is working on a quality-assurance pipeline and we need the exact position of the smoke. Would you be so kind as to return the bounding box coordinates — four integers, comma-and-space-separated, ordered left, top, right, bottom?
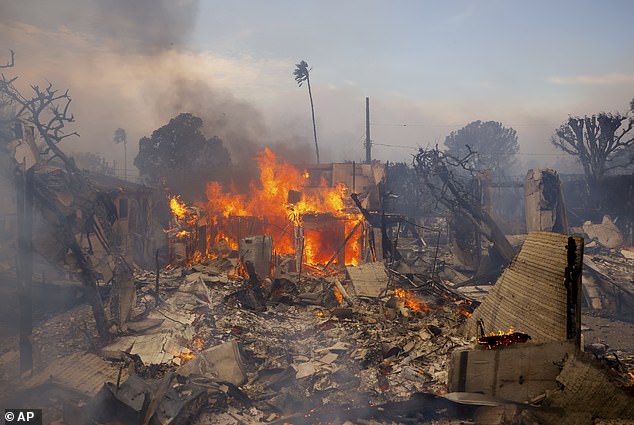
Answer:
0, 0, 325, 190
0, 0, 199, 52
155, 77, 267, 166
153, 76, 320, 191
92, 0, 199, 52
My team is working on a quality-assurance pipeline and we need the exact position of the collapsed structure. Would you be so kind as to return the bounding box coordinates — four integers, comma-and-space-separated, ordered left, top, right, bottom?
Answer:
1, 139, 634, 425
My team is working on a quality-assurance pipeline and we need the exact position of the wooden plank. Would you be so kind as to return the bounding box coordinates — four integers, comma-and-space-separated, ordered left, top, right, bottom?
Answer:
448, 341, 576, 403
20, 352, 126, 397
346, 262, 388, 298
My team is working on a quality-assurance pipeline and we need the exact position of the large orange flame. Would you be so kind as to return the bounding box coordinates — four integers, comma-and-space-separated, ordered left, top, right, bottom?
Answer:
196, 148, 364, 266
394, 288, 431, 313
170, 196, 188, 219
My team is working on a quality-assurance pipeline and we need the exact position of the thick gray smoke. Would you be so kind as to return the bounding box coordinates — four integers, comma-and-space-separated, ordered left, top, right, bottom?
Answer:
92, 0, 199, 52
154, 76, 317, 191
0, 0, 199, 52
155, 77, 313, 163
1, 0, 322, 188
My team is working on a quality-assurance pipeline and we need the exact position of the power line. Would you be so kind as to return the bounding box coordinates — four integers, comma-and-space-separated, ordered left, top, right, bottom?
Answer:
371, 142, 573, 156
371, 122, 557, 128
372, 142, 418, 150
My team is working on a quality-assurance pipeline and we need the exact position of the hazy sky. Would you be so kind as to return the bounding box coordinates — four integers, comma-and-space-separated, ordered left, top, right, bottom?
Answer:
1, 0, 633, 172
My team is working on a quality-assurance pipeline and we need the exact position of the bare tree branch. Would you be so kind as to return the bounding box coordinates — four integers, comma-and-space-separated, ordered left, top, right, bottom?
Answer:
551, 113, 634, 192
412, 146, 515, 264
0, 51, 113, 341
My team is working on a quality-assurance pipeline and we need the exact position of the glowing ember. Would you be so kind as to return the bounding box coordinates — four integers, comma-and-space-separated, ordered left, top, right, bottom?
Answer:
394, 288, 431, 313
477, 328, 531, 349
175, 351, 195, 363
628, 371, 634, 384
456, 308, 472, 317
333, 286, 343, 304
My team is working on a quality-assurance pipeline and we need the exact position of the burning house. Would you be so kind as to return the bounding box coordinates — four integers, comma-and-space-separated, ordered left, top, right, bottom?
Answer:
166, 149, 386, 272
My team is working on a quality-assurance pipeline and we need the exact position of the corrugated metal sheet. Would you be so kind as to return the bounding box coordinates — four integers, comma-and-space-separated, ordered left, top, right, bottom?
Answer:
465, 232, 583, 343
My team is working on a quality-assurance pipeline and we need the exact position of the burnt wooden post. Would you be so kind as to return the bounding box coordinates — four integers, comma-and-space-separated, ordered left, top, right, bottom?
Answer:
154, 249, 160, 305
565, 236, 583, 348
15, 164, 34, 373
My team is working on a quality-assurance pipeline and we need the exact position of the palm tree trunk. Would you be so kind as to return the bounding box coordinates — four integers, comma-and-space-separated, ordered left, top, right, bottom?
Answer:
306, 76, 320, 164
124, 140, 127, 180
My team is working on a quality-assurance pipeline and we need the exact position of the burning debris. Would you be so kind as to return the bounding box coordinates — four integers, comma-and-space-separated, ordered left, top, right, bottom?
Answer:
476, 328, 531, 349
166, 149, 367, 270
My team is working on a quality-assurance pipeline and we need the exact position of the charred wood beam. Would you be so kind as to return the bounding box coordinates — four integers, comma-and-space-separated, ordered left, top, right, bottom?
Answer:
154, 249, 161, 306
332, 278, 353, 306
243, 260, 265, 307
15, 165, 34, 372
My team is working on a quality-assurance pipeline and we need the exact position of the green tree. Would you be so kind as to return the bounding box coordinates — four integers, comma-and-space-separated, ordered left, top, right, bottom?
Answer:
293, 60, 320, 164
134, 113, 231, 199
551, 112, 633, 194
444, 120, 519, 176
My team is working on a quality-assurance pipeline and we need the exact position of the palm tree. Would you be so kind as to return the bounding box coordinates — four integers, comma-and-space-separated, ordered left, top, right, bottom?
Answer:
294, 60, 320, 164
113, 128, 127, 180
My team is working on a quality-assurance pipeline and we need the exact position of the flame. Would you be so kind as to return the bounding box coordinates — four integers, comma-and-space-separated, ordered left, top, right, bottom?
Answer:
394, 288, 431, 312
490, 328, 515, 336
170, 196, 188, 220
628, 371, 634, 384
456, 308, 472, 317
196, 148, 363, 266
333, 286, 343, 304
175, 351, 195, 363
477, 327, 531, 349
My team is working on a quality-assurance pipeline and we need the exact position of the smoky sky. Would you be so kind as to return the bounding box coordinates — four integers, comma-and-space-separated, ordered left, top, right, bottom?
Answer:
155, 77, 268, 166
0, 0, 199, 51
153, 76, 322, 190
0, 0, 320, 174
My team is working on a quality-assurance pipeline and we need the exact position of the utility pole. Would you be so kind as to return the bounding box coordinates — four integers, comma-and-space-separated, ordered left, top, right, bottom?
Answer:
124, 138, 127, 181
365, 97, 372, 163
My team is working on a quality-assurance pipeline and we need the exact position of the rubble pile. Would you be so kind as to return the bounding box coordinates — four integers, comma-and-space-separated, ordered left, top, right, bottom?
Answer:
1, 256, 479, 424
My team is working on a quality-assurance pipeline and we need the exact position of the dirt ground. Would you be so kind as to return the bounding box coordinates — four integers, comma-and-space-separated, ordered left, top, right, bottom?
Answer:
582, 310, 634, 354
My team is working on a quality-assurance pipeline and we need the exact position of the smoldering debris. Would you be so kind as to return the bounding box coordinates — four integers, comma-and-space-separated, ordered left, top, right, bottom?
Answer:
2, 236, 633, 425
0, 256, 480, 424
